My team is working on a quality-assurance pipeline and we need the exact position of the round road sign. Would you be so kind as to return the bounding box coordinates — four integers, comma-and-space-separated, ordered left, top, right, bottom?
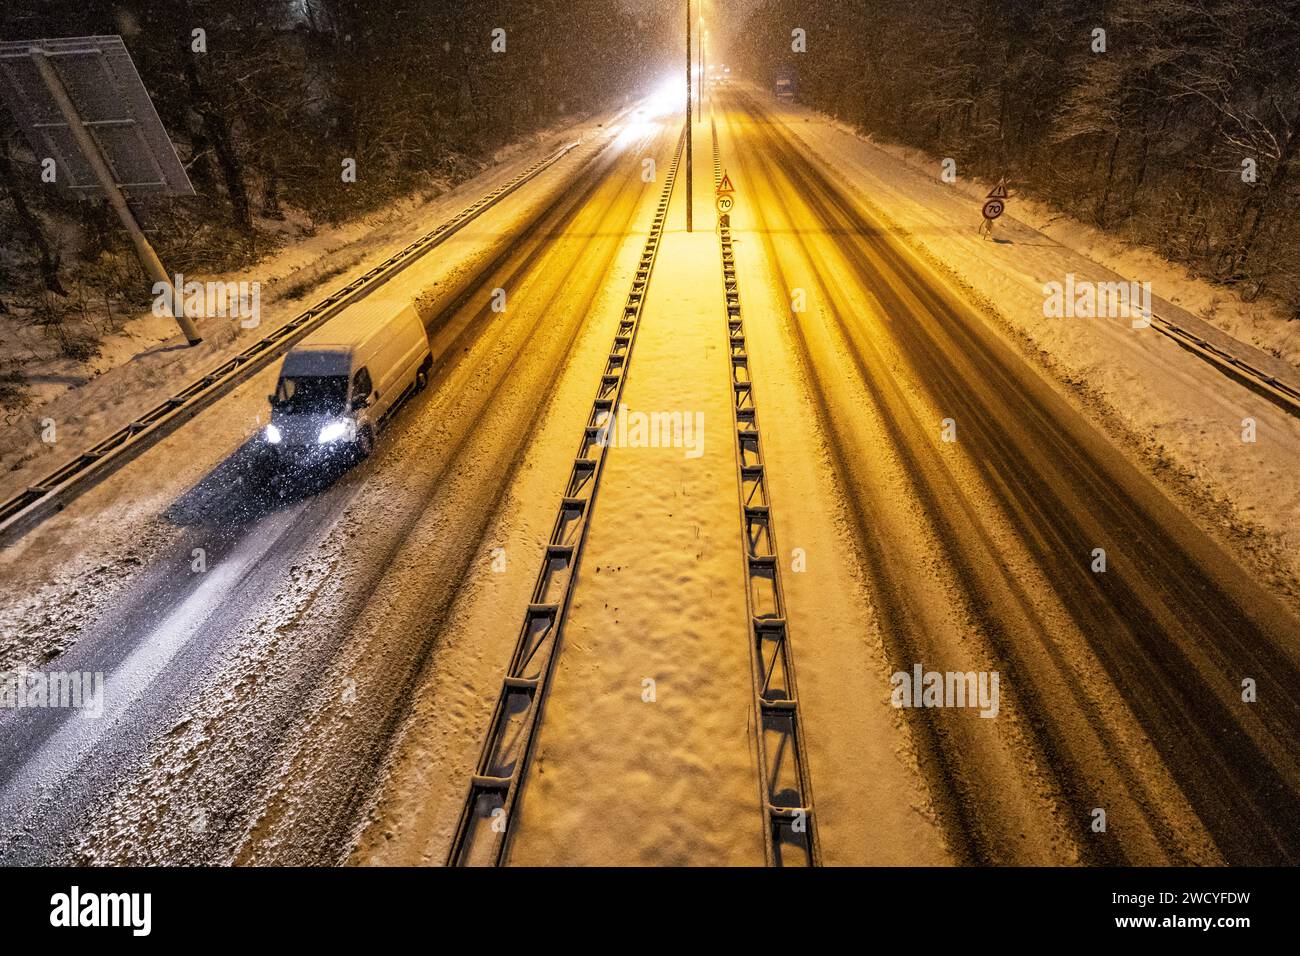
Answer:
716, 194, 734, 214
981, 198, 1005, 220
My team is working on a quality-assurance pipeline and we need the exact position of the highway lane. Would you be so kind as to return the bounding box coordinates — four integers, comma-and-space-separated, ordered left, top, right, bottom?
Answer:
719, 88, 1300, 865
0, 117, 678, 865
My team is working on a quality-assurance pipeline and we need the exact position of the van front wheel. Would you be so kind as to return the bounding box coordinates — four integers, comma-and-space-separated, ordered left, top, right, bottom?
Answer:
354, 425, 375, 461
416, 359, 431, 392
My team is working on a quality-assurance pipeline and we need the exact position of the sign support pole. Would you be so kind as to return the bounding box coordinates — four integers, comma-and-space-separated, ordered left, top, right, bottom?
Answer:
29, 49, 201, 345
685, 0, 693, 233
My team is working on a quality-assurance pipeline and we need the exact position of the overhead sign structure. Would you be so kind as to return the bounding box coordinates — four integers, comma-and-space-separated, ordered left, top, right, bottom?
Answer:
0, 36, 194, 196
0, 36, 202, 344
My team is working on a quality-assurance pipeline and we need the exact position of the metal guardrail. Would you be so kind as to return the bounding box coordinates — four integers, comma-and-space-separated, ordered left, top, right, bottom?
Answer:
711, 117, 820, 867
446, 126, 686, 867
1147, 313, 1300, 418
0, 140, 582, 545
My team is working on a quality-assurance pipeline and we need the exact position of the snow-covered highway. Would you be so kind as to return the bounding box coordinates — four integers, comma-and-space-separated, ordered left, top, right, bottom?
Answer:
2, 87, 1299, 869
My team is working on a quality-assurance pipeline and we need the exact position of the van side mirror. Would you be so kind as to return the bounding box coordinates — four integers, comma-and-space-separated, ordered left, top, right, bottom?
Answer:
351, 394, 369, 410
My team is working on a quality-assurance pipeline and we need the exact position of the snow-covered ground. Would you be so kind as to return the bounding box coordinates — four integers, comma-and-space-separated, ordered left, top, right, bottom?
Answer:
753, 85, 1300, 595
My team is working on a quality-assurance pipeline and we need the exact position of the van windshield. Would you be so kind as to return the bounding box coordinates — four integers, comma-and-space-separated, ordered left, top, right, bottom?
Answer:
274, 375, 348, 415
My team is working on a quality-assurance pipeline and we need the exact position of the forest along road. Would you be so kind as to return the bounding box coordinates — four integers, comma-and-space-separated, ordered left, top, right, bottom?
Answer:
0, 117, 679, 866
719, 87, 1300, 866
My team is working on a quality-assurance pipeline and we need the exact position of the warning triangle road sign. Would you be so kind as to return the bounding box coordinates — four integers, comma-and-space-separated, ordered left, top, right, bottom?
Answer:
717, 171, 735, 194
986, 181, 1009, 199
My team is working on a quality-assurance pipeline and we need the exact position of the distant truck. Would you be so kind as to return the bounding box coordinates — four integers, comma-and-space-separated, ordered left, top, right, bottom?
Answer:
773, 67, 797, 99
263, 297, 432, 463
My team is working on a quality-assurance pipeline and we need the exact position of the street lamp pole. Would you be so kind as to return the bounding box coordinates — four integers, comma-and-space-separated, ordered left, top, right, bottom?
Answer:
686, 0, 693, 232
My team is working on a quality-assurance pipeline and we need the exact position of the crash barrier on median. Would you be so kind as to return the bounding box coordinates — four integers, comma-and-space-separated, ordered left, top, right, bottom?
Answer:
710, 119, 821, 867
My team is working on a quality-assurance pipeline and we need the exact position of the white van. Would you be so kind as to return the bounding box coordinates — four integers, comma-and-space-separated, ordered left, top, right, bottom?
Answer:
263, 297, 432, 461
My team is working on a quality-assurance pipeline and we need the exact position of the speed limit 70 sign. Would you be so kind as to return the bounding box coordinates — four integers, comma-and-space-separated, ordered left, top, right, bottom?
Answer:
982, 180, 1008, 221
716, 170, 736, 217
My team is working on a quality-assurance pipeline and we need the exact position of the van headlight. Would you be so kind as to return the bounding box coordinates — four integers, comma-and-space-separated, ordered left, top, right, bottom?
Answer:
264, 423, 282, 444
317, 420, 352, 444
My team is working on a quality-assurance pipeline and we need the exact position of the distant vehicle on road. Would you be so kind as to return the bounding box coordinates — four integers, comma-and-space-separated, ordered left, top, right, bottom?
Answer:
263, 297, 432, 463
707, 64, 732, 86
773, 67, 797, 99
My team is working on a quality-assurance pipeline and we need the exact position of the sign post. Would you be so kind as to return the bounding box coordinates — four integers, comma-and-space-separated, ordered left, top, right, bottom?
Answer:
28, 51, 200, 344
685, 1, 693, 233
